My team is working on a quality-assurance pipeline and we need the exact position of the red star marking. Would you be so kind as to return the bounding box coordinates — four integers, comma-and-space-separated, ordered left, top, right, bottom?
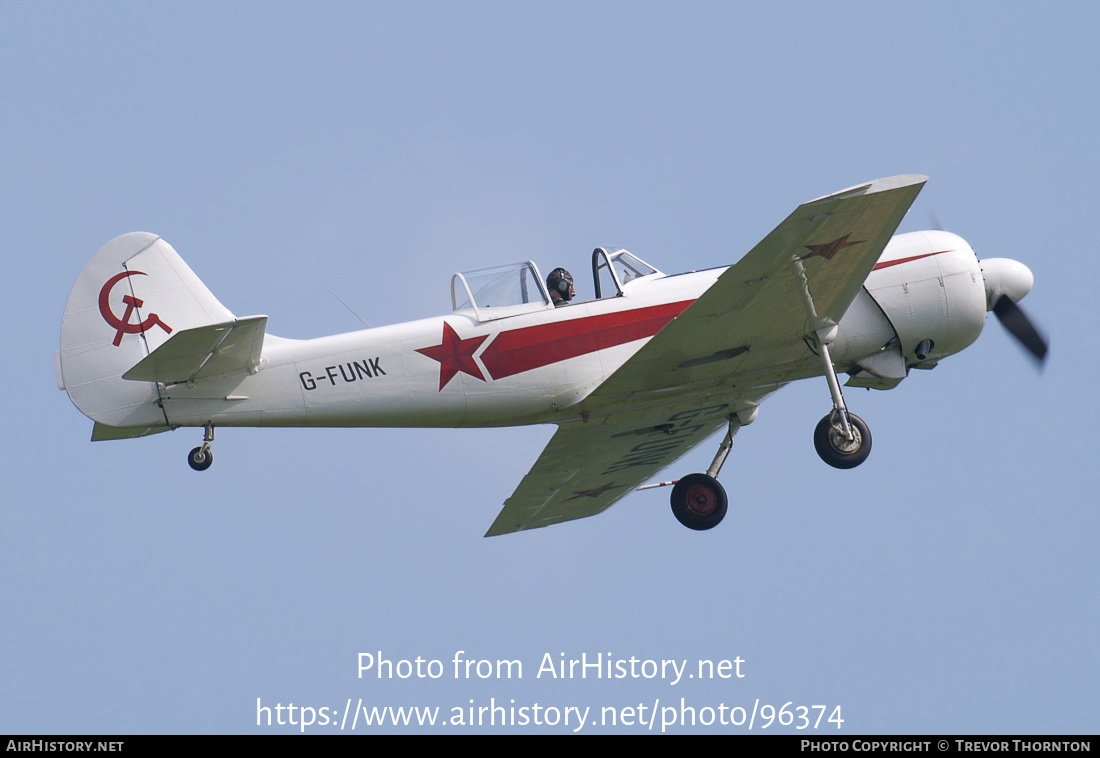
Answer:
798, 233, 865, 262
416, 322, 489, 391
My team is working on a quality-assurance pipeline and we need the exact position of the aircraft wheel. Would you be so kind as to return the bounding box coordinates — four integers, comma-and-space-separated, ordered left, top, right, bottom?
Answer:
670, 473, 728, 531
187, 447, 213, 472
813, 412, 871, 469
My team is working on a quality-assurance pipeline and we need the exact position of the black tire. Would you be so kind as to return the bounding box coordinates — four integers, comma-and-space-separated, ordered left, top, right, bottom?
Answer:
670, 473, 728, 531
187, 446, 213, 471
813, 412, 871, 469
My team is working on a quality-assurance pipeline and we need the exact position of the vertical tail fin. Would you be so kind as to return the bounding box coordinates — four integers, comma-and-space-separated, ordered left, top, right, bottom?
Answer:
59, 233, 235, 430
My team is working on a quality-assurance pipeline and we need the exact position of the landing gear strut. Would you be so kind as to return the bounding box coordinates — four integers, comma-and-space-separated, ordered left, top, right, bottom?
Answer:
669, 416, 740, 531
813, 331, 871, 469
187, 424, 215, 471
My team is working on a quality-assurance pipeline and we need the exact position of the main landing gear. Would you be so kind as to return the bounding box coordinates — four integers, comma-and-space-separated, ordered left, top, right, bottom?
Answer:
187, 424, 215, 471
666, 332, 874, 529
813, 411, 871, 469
812, 330, 871, 470
670, 473, 727, 531
669, 416, 740, 531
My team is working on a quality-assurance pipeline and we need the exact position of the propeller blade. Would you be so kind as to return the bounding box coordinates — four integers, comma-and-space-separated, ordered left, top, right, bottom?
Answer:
992, 294, 1049, 365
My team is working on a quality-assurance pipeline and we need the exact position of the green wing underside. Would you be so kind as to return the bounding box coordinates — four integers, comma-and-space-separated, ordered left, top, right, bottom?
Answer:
484, 399, 756, 536
487, 175, 926, 535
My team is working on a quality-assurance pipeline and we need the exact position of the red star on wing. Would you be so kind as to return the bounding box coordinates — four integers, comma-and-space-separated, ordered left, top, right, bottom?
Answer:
798, 233, 865, 262
416, 322, 489, 391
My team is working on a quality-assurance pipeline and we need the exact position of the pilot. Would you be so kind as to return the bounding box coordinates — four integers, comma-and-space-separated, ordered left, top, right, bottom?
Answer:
547, 268, 575, 307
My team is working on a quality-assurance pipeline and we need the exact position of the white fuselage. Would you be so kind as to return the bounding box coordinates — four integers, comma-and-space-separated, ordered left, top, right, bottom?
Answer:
62, 229, 998, 434
158, 268, 725, 430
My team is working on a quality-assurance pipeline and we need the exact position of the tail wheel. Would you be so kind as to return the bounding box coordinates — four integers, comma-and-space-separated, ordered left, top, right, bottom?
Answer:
187, 447, 213, 471
813, 412, 871, 469
670, 473, 728, 531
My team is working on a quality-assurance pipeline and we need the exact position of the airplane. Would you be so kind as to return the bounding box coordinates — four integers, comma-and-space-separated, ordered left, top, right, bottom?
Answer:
57, 175, 1047, 536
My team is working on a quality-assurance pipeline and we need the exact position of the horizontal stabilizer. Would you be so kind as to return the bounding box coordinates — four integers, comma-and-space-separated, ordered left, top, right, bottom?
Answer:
91, 422, 169, 441
122, 316, 267, 385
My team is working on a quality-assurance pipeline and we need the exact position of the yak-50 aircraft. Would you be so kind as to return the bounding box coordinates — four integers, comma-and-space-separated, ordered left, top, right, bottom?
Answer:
58, 175, 1047, 535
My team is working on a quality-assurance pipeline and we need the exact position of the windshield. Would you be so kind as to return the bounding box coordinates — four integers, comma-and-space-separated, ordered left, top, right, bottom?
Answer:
613, 251, 658, 283
593, 248, 663, 298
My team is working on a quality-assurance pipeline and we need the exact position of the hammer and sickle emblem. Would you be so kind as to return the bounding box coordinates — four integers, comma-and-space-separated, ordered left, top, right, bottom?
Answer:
98, 271, 173, 346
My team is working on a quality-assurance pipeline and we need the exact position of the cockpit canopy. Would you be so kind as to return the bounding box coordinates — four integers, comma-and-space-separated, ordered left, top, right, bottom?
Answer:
450, 249, 664, 322
451, 261, 551, 322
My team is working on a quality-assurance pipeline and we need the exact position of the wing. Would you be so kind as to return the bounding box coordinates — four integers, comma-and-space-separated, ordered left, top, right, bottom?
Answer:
485, 391, 774, 536
584, 174, 927, 408
488, 175, 925, 535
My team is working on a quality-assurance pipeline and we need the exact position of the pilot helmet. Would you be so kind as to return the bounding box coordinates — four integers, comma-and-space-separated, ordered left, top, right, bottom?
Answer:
547, 268, 574, 300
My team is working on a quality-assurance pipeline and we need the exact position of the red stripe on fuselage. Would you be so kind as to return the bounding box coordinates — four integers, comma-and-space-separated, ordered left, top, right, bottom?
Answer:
872, 250, 953, 270
480, 300, 694, 380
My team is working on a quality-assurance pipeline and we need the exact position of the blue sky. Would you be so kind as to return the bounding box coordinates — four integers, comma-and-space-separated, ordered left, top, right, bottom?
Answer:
3, 1, 1097, 734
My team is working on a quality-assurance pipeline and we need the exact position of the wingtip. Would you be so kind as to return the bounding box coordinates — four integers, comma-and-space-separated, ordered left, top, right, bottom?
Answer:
869, 174, 929, 191
808, 174, 928, 204
483, 520, 514, 538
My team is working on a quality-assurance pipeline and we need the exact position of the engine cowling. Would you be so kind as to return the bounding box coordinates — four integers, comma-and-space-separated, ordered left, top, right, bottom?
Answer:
865, 230, 989, 362
831, 230, 990, 389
